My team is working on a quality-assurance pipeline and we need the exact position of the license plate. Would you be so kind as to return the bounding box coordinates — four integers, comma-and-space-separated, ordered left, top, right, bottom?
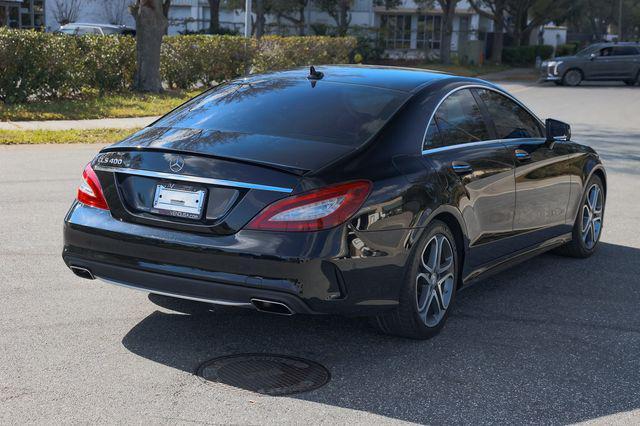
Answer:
152, 184, 206, 220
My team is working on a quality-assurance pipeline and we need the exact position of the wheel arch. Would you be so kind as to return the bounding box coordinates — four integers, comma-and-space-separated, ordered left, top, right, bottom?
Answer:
590, 166, 607, 197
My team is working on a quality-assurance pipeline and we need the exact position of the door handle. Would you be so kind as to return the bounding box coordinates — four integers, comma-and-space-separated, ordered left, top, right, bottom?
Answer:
451, 161, 473, 175
514, 149, 531, 161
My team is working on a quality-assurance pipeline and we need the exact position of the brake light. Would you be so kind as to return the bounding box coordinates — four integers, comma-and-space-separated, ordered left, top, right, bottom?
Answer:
246, 180, 372, 232
77, 163, 109, 210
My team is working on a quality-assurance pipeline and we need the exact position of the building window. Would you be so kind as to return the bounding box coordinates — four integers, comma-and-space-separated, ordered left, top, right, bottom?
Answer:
417, 15, 442, 50
0, 0, 44, 29
380, 14, 412, 49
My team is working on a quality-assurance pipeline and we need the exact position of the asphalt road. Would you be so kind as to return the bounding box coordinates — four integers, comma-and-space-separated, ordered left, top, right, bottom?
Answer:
1, 82, 640, 425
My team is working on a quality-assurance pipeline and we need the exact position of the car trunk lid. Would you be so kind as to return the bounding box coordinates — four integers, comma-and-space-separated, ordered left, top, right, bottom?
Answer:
92, 149, 305, 235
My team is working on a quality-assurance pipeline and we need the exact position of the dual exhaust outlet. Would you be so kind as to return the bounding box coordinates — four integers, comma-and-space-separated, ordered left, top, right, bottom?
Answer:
69, 265, 294, 316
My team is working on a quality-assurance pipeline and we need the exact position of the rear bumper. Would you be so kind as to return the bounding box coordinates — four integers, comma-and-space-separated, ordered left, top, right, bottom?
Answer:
63, 203, 409, 316
65, 257, 317, 314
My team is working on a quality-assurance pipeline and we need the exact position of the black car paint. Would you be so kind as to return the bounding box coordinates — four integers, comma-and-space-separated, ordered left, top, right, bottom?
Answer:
63, 66, 606, 316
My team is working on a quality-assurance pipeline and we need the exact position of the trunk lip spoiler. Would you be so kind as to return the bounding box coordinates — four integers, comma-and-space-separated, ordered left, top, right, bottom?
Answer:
93, 165, 294, 194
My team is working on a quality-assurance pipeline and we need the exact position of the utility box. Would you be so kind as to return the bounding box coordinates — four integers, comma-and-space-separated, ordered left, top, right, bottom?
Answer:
458, 40, 485, 66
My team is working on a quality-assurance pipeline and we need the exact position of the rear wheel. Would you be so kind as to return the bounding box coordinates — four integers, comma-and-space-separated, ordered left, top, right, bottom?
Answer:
373, 220, 458, 339
555, 175, 605, 258
562, 69, 583, 86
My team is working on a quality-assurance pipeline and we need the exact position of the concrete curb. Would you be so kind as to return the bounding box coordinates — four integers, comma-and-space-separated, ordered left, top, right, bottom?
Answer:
0, 116, 159, 131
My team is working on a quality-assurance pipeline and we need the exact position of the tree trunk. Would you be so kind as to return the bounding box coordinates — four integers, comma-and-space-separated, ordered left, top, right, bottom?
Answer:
208, 0, 220, 33
298, 6, 305, 36
338, 0, 350, 36
491, 30, 504, 64
438, 0, 457, 65
134, 0, 168, 93
491, 3, 504, 64
255, 0, 265, 38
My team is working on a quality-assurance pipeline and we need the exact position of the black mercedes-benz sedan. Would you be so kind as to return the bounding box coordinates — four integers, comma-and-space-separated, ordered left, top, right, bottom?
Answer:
63, 65, 606, 339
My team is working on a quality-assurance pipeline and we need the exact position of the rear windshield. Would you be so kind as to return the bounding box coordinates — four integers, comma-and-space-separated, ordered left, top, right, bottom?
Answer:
153, 78, 408, 146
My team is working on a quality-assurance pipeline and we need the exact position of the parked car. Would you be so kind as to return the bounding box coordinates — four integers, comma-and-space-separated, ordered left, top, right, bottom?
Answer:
56, 23, 136, 36
62, 66, 606, 339
541, 42, 640, 86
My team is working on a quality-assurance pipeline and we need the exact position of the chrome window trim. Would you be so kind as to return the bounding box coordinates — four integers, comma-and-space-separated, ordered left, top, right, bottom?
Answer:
421, 84, 544, 155
93, 166, 294, 193
420, 139, 506, 154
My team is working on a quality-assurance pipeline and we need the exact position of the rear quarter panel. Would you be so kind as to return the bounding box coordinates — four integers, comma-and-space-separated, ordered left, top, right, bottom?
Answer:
563, 142, 606, 224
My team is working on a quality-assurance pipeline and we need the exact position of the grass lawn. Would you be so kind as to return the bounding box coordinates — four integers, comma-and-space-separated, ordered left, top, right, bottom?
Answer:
0, 90, 201, 122
0, 128, 139, 145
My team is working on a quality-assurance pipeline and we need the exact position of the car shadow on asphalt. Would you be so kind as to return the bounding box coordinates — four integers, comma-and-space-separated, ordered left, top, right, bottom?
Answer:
121, 242, 640, 424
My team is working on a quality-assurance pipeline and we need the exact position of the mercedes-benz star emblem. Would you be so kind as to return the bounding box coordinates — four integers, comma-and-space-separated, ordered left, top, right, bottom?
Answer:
169, 156, 185, 173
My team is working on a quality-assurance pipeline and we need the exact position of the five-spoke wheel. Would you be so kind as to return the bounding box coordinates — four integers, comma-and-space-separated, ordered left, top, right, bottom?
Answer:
581, 184, 603, 250
416, 234, 455, 327
555, 174, 605, 258
373, 220, 458, 339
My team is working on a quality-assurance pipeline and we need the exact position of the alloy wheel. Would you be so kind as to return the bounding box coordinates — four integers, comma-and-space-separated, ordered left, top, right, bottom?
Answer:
564, 70, 582, 86
416, 234, 455, 327
581, 183, 603, 250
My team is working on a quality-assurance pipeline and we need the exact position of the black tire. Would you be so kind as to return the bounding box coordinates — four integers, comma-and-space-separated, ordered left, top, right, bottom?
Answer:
372, 220, 459, 339
562, 69, 583, 86
554, 174, 605, 258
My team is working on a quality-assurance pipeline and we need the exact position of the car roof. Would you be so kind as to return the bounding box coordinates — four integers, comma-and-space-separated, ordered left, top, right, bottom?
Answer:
241, 65, 462, 93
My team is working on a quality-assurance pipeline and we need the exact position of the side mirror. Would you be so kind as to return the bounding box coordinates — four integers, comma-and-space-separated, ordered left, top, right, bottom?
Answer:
590, 53, 597, 60
546, 118, 571, 143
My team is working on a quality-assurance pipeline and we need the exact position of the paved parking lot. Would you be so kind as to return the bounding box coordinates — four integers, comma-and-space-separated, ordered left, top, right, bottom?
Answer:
1, 82, 639, 424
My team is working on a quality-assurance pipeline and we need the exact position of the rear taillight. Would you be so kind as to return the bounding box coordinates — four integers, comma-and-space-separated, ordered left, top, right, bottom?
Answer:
77, 163, 109, 210
246, 180, 371, 232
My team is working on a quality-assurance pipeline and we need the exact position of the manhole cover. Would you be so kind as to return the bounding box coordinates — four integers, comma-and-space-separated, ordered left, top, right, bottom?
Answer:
196, 353, 330, 396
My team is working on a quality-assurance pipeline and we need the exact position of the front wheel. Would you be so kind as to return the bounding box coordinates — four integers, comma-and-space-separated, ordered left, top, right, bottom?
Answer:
555, 175, 605, 258
562, 69, 583, 86
373, 220, 458, 339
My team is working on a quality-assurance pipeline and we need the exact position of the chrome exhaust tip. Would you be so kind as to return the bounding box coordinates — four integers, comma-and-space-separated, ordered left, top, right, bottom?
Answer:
251, 298, 294, 316
70, 266, 95, 280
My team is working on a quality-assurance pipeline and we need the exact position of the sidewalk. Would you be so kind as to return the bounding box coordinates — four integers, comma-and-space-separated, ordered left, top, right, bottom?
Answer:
0, 116, 159, 131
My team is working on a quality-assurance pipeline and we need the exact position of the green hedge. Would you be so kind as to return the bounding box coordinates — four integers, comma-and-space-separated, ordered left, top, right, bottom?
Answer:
502, 45, 554, 66
0, 29, 356, 103
253, 36, 356, 73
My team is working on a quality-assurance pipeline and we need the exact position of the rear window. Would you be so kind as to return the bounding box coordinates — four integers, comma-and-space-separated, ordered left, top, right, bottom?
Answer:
153, 78, 408, 146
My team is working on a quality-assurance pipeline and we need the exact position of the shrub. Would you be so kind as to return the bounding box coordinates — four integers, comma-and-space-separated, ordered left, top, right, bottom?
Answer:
0, 29, 357, 103
77, 35, 136, 92
161, 35, 254, 89
0, 29, 84, 103
502, 45, 554, 65
252, 36, 356, 73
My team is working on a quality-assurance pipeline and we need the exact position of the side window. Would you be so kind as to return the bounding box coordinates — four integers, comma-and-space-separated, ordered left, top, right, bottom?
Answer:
476, 89, 543, 139
611, 46, 640, 56
599, 47, 614, 56
424, 89, 490, 149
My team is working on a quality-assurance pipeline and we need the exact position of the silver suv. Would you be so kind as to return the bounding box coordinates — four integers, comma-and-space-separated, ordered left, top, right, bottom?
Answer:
541, 42, 640, 86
